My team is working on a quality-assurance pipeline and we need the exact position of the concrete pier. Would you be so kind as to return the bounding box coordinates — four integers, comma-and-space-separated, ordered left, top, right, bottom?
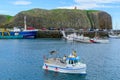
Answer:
36, 30, 109, 38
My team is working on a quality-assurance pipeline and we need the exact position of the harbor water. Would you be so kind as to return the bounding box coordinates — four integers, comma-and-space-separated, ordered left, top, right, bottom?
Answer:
0, 38, 120, 80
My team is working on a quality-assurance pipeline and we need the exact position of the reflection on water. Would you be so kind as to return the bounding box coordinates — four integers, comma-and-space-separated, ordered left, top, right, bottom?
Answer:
43, 70, 87, 80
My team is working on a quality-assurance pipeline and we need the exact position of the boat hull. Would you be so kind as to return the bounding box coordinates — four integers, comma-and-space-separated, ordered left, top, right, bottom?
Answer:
92, 39, 109, 43
43, 63, 86, 74
0, 35, 23, 39
10, 30, 37, 39
109, 35, 120, 38
74, 38, 92, 43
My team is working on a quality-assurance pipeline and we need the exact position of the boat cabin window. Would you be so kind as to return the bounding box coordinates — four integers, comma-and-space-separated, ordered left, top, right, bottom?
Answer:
68, 59, 78, 64
74, 60, 78, 63
69, 60, 74, 64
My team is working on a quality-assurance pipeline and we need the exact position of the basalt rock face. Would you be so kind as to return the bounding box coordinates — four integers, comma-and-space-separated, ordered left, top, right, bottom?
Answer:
1, 8, 112, 29
0, 15, 6, 24
86, 11, 112, 29
98, 11, 112, 29
0, 15, 13, 28
0, 15, 8, 27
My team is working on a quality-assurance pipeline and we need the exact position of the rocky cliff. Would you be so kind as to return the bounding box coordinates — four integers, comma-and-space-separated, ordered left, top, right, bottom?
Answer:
0, 8, 112, 29
0, 15, 13, 27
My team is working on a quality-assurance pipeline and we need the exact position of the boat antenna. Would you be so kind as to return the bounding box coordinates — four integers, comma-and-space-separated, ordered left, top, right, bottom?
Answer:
24, 16, 27, 30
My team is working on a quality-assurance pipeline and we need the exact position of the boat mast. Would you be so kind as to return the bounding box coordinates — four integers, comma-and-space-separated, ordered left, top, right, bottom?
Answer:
24, 16, 27, 30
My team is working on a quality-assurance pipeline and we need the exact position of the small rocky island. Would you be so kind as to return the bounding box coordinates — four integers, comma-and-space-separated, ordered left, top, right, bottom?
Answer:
0, 8, 112, 38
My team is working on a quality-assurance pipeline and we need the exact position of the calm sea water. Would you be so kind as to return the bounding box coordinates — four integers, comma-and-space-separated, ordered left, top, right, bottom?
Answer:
0, 38, 120, 80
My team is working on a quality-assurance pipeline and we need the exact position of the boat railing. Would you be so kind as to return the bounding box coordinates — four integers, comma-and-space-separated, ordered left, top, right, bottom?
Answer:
0, 28, 10, 36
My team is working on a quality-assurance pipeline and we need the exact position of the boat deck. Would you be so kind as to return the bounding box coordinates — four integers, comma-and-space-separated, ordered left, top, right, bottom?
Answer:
44, 58, 66, 67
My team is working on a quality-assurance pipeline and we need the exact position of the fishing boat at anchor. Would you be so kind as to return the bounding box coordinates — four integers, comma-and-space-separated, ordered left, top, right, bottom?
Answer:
108, 30, 120, 38
9, 16, 38, 39
42, 50, 86, 74
91, 31, 109, 43
61, 30, 93, 43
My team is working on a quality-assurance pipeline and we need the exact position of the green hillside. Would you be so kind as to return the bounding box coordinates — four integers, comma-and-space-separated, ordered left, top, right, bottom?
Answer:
0, 8, 112, 29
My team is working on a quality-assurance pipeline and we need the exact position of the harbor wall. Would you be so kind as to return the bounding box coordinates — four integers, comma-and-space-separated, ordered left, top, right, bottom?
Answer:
36, 30, 108, 38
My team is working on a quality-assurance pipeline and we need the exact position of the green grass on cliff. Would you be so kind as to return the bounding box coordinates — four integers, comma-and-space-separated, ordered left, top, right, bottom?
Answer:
6, 15, 13, 22
0, 8, 111, 29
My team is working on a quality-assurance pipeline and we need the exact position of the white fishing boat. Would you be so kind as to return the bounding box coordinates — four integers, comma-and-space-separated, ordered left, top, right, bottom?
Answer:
91, 31, 109, 43
109, 34, 120, 38
91, 37, 109, 43
61, 30, 92, 43
74, 34, 93, 43
61, 30, 77, 41
108, 30, 120, 38
42, 50, 86, 74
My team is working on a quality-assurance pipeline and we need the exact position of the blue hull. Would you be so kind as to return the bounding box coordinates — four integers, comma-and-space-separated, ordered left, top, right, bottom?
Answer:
0, 35, 23, 39
10, 31, 38, 39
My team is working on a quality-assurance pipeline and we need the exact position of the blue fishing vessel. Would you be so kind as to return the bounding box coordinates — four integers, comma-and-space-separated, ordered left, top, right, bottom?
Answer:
10, 27, 38, 39
9, 16, 38, 39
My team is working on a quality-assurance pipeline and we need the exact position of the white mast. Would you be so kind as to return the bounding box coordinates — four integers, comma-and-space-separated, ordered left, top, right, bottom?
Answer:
24, 16, 27, 30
